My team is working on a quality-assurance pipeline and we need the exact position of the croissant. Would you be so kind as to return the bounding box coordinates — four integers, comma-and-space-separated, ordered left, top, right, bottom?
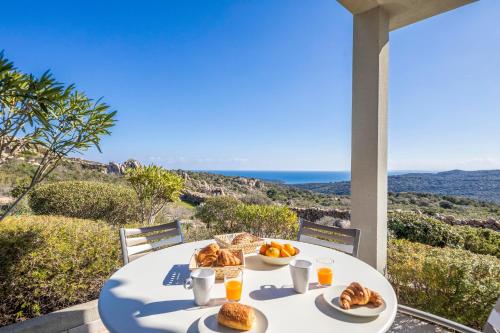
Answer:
340, 282, 383, 310
197, 243, 220, 267
216, 249, 241, 266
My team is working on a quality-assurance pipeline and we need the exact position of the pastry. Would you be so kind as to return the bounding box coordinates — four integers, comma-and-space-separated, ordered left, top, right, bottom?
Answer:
217, 302, 256, 331
197, 243, 220, 267
232, 232, 260, 245
340, 282, 384, 310
216, 249, 241, 266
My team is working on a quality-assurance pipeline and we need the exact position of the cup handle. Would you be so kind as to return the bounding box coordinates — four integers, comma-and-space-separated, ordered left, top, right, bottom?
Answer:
183, 277, 193, 290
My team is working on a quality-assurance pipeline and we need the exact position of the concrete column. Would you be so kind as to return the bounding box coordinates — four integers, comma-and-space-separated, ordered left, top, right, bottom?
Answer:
350, 6, 389, 273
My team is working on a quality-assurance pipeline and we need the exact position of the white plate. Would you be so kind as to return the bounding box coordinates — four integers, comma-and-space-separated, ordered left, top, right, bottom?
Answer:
322, 285, 387, 317
198, 305, 268, 333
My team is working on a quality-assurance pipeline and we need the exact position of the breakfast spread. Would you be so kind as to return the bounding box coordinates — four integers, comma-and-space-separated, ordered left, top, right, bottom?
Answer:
217, 302, 256, 331
340, 282, 384, 309
259, 241, 297, 257
196, 243, 241, 267
231, 232, 262, 245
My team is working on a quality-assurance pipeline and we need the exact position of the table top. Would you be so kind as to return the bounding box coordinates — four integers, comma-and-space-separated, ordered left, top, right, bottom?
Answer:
99, 239, 397, 333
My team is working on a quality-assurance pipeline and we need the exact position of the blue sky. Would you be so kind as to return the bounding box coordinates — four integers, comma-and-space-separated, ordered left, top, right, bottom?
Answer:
1, 0, 498, 171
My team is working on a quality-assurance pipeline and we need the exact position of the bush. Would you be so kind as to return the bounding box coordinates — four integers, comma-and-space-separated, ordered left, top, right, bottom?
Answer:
0, 215, 121, 326
388, 239, 500, 329
388, 211, 500, 257
240, 193, 273, 205
389, 211, 463, 248
196, 196, 298, 238
235, 204, 298, 239
29, 181, 140, 224
126, 165, 184, 224
457, 226, 500, 258
196, 196, 241, 230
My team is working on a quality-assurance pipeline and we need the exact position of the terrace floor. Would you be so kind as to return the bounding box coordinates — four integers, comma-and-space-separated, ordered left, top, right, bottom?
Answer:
389, 313, 454, 333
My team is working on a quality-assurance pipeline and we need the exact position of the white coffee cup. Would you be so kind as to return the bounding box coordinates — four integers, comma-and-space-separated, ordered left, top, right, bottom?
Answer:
183, 269, 215, 306
289, 259, 312, 294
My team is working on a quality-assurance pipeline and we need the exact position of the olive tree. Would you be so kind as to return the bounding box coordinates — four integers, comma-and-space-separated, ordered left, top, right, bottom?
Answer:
126, 165, 184, 225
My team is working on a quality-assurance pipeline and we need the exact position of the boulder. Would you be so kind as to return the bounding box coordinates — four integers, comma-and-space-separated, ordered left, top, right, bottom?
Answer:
123, 159, 141, 170
107, 162, 122, 175
334, 219, 351, 229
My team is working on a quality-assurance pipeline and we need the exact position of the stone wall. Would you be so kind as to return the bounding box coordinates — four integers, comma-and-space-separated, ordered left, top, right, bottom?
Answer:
434, 213, 500, 232
291, 207, 351, 221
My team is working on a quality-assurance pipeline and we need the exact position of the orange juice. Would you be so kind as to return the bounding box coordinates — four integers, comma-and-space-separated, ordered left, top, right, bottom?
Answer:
317, 267, 333, 285
225, 280, 242, 301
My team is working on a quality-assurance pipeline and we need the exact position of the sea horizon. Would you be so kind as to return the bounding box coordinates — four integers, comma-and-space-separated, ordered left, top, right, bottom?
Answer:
194, 170, 431, 185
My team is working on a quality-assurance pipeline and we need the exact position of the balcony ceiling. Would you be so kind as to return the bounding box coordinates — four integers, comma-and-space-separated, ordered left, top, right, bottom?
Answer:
337, 0, 477, 30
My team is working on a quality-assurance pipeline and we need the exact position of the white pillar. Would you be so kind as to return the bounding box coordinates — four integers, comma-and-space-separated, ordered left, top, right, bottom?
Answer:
350, 6, 389, 273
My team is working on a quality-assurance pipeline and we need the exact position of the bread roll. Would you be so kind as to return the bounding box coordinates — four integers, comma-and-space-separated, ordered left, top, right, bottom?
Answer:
231, 233, 260, 245
217, 302, 255, 331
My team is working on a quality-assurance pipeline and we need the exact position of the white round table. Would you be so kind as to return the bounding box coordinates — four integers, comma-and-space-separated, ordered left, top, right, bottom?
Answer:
99, 239, 397, 333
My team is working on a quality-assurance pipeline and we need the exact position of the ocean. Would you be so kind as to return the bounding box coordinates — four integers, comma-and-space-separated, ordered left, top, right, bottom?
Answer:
201, 170, 414, 184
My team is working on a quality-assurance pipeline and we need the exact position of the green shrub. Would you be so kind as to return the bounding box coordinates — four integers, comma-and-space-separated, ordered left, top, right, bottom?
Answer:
196, 196, 298, 238
126, 165, 184, 224
389, 211, 463, 248
235, 204, 298, 239
457, 226, 500, 258
29, 181, 140, 224
388, 211, 500, 257
388, 239, 500, 329
196, 196, 241, 230
0, 215, 121, 326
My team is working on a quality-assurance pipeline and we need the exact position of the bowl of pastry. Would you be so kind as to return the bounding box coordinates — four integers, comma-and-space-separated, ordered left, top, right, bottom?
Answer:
322, 282, 386, 317
198, 302, 268, 333
214, 232, 265, 255
257, 241, 300, 266
189, 243, 245, 279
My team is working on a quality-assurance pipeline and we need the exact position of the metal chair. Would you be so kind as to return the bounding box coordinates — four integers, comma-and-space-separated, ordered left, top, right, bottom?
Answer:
389, 304, 488, 333
119, 220, 184, 265
297, 219, 361, 257
483, 298, 499, 333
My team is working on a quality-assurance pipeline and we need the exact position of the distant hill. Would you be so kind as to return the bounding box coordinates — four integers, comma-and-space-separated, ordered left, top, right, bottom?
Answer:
294, 170, 500, 203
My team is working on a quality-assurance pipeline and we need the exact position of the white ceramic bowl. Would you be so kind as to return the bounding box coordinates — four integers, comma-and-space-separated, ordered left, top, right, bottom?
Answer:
257, 247, 300, 266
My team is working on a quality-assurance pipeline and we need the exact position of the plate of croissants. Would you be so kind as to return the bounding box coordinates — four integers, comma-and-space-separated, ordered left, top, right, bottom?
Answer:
322, 282, 386, 317
198, 302, 268, 333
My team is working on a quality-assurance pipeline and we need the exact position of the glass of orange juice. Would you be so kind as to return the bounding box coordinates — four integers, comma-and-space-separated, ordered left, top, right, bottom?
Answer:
316, 258, 334, 287
224, 270, 243, 302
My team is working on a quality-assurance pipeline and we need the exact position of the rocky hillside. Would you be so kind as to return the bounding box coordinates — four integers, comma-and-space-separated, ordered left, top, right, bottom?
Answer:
295, 170, 500, 203
1, 156, 499, 222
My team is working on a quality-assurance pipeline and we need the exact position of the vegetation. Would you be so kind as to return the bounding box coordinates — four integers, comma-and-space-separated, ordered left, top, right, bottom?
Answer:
196, 196, 298, 238
388, 239, 500, 329
126, 165, 184, 224
28, 181, 140, 224
296, 170, 500, 204
0, 215, 121, 326
0, 52, 61, 165
0, 53, 116, 220
389, 211, 500, 257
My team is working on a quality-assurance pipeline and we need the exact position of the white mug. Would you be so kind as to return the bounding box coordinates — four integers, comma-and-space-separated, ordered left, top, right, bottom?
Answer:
183, 269, 215, 305
289, 259, 312, 294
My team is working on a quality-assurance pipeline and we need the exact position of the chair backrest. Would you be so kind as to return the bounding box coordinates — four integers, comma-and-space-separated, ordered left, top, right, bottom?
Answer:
484, 298, 500, 333
297, 219, 361, 257
120, 220, 184, 265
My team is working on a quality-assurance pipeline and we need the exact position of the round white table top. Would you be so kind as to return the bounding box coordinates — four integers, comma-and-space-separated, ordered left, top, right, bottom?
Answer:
99, 239, 397, 333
